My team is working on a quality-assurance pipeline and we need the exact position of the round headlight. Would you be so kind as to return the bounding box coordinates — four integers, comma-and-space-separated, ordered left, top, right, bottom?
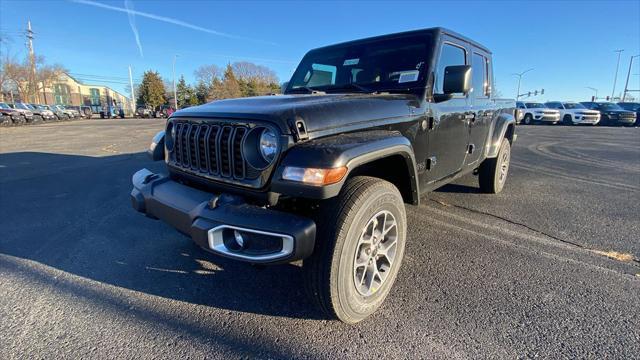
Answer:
259, 128, 278, 162
165, 121, 175, 151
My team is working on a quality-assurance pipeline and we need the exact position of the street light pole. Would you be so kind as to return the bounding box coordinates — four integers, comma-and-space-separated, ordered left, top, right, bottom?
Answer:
172, 54, 179, 110
622, 54, 639, 102
513, 68, 534, 100
586, 87, 598, 100
611, 49, 624, 100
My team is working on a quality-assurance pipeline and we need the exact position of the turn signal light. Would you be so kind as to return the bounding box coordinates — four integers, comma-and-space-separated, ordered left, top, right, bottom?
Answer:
282, 166, 348, 185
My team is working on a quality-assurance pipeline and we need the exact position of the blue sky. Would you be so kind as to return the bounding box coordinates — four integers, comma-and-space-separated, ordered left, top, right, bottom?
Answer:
1, 0, 639, 101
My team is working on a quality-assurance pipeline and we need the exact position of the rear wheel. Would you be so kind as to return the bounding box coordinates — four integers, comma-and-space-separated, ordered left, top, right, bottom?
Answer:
479, 138, 511, 194
303, 176, 407, 324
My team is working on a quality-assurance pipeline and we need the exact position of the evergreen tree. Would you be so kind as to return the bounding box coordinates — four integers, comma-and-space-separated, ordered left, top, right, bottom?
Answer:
175, 75, 198, 108
195, 81, 210, 104
211, 64, 242, 99
137, 71, 166, 108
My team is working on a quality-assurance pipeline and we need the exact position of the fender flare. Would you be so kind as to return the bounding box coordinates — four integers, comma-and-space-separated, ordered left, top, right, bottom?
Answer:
148, 130, 165, 161
484, 112, 515, 158
271, 130, 420, 204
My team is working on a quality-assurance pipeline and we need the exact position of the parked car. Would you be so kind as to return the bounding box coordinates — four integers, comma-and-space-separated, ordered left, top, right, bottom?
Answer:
516, 101, 560, 125
59, 105, 80, 118
19, 102, 56, 122
545, 101, 600, 125
131, 27, 517, 323
27, 104, 57, 121
580, 102, 636, 126
64, 105, 91, 118
7, 103, 34, 123
0, 102, 25, 125
136, 106, 154, 118
42, 105, 69, 120
617, 102, 640, 126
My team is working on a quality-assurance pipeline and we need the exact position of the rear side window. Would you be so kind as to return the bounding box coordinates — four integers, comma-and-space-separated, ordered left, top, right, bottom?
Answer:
435, 43, 466, 94
471, 53, 488, 97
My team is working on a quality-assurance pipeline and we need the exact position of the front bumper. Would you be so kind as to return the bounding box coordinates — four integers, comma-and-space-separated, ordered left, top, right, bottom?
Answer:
130, 169, 316, 264
534, 114, 560, 122
573, 115, 600, 124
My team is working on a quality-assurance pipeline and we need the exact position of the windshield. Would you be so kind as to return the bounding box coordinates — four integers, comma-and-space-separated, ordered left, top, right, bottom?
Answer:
599, 103, 622, 110
0, 102, 10, 109
525, 103, 545, 108
286, 34, 432, 94
15, 103, 29, 110
618, 103, 640, 111
563, 103, 586, 109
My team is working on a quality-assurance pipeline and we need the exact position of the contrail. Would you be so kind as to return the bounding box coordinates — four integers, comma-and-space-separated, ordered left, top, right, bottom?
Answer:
124, 0, 143, 57
69, 0, 276, 45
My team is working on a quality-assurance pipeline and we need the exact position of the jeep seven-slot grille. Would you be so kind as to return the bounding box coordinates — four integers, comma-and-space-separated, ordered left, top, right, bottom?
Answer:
172, 122, 251, 180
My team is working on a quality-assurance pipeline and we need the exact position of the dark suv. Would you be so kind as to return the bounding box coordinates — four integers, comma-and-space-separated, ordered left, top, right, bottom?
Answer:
131, 28, 516, 323
580, 102, 636, 126
617, 102, 640, 126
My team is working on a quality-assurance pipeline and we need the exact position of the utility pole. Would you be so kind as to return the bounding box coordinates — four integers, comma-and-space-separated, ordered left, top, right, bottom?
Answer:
513, 68, 534, 100
172, 54, 179, 110
26, 20, 37, 103
128, 65, 136, 114
611, 49, 624, 101
622, 54, 639, 102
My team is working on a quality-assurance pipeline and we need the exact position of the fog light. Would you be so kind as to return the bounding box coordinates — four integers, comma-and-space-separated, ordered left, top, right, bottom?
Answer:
233, 230, 244, 248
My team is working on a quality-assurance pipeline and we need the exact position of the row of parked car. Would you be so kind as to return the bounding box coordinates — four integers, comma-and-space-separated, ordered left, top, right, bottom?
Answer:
0, 102, 91, 126
516, 101, 640, 126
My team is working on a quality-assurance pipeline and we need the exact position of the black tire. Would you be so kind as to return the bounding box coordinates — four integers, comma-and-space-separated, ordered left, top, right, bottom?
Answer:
0, 115, 12, 127
563, 114, 573, 126
478, 138, 511, 194
523, 114, 533, 125
303, 176, 407, 324
32, 114, 43, 124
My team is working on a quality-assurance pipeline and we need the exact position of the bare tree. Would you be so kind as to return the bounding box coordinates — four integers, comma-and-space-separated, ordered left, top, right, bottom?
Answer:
194, 64, 222, 86
231, 61, 278, 84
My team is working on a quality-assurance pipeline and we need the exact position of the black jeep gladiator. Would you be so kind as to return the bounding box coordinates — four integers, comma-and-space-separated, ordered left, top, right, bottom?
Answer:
131, 27, 516, 323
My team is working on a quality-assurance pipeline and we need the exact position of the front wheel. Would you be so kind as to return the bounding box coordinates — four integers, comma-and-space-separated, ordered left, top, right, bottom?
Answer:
478, 138, 511, 194
523, 114, 533, 125
303, 176, 407, 324
563, 115, 573, 126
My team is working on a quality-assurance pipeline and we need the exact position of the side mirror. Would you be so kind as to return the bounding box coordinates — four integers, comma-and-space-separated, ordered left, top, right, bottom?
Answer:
433, 65, 471, 103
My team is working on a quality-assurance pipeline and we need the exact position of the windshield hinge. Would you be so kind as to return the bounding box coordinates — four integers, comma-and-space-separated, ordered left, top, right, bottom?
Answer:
288, 119, 309, 141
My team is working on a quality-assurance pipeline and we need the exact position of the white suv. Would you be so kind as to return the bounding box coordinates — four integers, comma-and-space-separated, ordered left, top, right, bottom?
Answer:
545, 101, 600, 125
516, 101, 561, 125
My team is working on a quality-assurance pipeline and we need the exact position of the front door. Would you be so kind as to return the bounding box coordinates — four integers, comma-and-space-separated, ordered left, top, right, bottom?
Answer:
427, 41, 470, 182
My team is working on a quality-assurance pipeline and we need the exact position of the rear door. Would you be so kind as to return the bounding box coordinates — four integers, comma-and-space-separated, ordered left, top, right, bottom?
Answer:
426, 39, 471, 182
466, 51, 493, 166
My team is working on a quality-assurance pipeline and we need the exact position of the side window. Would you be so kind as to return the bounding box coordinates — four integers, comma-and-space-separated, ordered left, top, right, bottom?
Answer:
435, 43, 466, 94
303, 63, 336, 87
471, 53, 487, 97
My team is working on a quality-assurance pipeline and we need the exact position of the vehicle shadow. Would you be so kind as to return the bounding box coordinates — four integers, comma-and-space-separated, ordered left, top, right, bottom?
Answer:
435, 183, 481, 194
0, 151, 324, 322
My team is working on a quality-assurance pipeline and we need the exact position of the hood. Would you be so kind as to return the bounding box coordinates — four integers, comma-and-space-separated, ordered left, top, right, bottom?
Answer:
172, 94, 418, 136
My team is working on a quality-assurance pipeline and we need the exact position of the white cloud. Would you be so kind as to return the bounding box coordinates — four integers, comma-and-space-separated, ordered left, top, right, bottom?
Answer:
70, 0, 276, 45
124, 0, 143, 57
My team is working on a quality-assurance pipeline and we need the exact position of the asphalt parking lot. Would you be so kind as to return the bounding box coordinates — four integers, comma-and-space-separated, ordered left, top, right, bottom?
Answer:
1, 119, 639, 359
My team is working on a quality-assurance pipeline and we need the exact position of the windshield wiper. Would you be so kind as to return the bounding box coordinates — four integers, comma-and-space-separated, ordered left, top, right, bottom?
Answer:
325, 83, 374, 94
288, 86, 326, 95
